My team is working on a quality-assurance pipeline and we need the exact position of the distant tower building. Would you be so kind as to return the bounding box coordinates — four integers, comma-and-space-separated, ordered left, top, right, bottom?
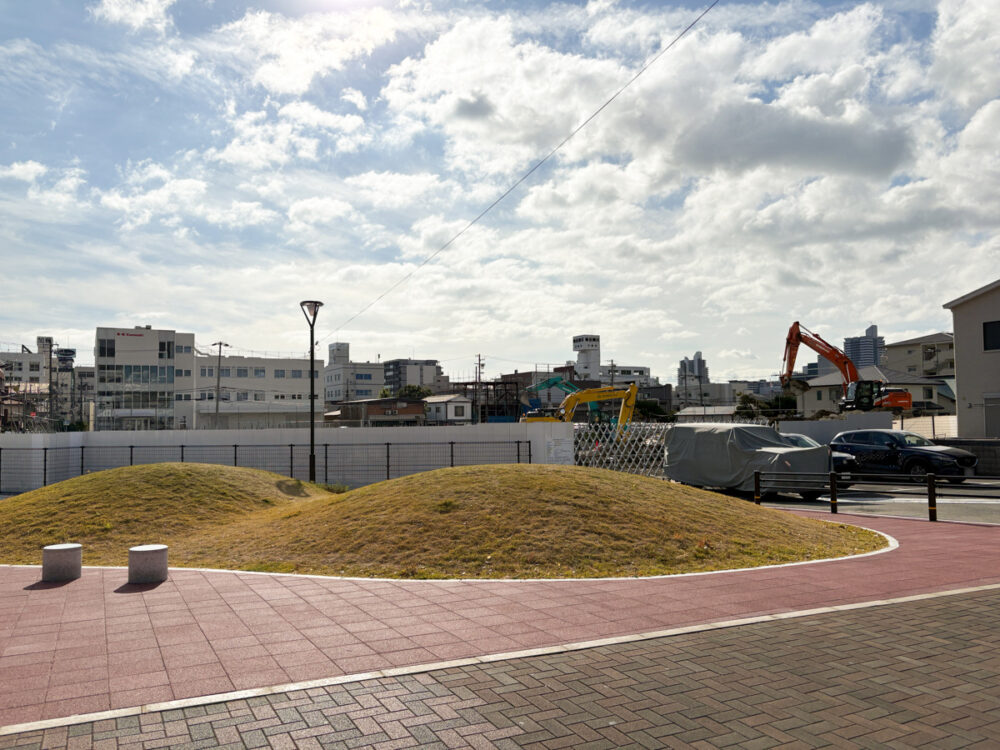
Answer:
328, 342, 350, 366
572, 334, 601, 380
678, 351, 709, 386
844, 325, 885, 368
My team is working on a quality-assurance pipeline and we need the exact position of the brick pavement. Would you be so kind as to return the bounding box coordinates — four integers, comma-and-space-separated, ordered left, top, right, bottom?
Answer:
1, 510, 999, 738
2, 587, 999, 748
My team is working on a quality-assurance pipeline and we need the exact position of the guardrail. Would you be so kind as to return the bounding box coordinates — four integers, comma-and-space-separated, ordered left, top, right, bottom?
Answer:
753, 470, 1000, 522
0, 440, 533, 496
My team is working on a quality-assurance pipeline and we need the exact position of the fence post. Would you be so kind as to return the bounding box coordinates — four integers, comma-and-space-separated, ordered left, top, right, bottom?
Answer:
233, 445, 238, 467
80, 446, 85, 477
515, 440, 520, 464
324, 444, 328, 484
928, 473, 937, 522
180, 445, 185, 463
753, 470, 761, 504
129, 445, 134, 466
43, 447, 48, 487
385, 443, 391, 480
527, 441, 532, 464
290, 444, 294, 477
450, 441, 455, 467
829, 472, 838, 514
0, 447, 3, 494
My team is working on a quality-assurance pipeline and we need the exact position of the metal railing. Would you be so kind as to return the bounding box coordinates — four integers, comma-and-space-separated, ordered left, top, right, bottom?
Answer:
753, 470, 1000, 522
0, 440, 532, 496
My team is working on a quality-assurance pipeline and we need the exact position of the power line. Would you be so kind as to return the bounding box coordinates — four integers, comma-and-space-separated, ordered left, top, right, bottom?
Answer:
318, 0, 720, 346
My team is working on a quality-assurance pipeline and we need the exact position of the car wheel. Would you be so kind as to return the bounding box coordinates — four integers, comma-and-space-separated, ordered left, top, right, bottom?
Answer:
906, 460, 930, 482
799, 491, 822, 501
946, 477, 966, 484
837, 483, 852, 490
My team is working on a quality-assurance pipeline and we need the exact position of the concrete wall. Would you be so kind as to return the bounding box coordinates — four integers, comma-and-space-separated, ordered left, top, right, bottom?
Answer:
0, 422, 574, 495
934, 439, 1000, 476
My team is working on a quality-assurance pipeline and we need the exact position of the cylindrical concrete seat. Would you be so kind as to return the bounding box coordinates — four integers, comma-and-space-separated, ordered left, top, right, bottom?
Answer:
42, 543, 82, 582
128, 544, 168, 584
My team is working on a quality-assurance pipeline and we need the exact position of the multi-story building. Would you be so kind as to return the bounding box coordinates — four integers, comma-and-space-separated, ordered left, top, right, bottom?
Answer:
568, 334, 658, 387
323, 342, 385, 406
944, 279, 1000, 438
94, 326, 197, 430
94, 325, 318, 430
383, 358, 450, 395
883, 332, 956, 413
0, 337, 94, 429
843, 324, 885, 367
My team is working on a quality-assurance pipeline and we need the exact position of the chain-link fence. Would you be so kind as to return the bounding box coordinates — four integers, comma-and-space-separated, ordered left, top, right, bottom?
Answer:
573, 422, 671, 477
0, 440, 533, 496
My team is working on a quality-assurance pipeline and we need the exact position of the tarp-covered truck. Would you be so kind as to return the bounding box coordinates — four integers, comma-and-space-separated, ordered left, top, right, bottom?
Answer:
664, 423, 830, 499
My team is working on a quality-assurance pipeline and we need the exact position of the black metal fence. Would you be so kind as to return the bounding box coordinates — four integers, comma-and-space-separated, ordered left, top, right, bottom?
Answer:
0, 440, 533, 496
753, 470, 1000, 523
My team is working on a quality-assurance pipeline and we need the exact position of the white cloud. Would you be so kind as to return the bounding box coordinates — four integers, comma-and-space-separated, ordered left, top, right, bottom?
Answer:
287, 196, 355, 229
0, 161, 48, 182
930, 0, 1000, 114
341, 88, 368, 111
344, 171, 447, 209
90, 0, 177, 35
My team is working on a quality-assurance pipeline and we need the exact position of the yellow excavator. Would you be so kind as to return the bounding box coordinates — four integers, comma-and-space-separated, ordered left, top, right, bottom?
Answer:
521, 382, 638, 437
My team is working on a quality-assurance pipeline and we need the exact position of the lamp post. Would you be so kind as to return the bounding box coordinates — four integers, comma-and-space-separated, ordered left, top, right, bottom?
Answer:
300, 300, 323, 482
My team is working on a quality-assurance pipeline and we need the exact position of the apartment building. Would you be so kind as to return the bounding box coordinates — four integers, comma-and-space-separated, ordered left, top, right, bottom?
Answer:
944, 279, 1000, 438
843, 324, 885, 367
383, 358, 450, 395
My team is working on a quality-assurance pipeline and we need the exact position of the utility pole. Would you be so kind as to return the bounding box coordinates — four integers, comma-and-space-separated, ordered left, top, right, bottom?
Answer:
212, 341, 229, 423
475, 354, 484, 424
609, 359, 616, 386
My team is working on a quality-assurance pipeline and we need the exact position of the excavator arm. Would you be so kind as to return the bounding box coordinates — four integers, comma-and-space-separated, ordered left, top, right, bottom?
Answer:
522, 383, 638, 437
781, 321, 860, 396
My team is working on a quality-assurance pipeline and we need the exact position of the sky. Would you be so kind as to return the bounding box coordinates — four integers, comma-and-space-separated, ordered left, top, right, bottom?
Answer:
1, 0, 997, 384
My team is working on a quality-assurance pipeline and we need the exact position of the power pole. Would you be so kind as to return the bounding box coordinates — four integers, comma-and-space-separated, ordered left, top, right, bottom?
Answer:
609, 359, 616, 386
475, 354, 484, 424
212, 341, 229, 423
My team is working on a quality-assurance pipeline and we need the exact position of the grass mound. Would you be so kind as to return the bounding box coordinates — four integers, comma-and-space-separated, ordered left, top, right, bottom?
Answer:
0, 463, 884, 578
0, 463, 324, 564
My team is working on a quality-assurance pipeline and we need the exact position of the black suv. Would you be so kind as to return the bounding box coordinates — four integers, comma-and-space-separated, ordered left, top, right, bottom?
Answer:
829, 429, 977, 483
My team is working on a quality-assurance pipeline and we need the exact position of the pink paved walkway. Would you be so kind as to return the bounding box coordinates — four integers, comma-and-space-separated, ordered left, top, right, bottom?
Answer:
1, 511, 998, 729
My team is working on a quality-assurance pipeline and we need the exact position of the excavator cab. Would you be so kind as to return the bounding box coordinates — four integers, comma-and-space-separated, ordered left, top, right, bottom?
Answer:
843, 381, 876, 411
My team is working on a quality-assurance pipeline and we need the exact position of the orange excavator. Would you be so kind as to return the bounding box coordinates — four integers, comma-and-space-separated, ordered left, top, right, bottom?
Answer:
780, 321, 912, 411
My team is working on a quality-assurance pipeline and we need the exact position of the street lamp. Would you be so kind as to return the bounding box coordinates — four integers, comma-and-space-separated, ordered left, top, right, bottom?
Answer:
300, 300, 323, 482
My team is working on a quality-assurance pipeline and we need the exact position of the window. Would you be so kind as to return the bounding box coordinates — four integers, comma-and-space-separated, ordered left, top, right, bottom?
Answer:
29, 362, 40, 372
184, 369, 191, 377
254, 368, 265, 378
158, 341, 174, 359
454, 405, 465, 417
357, 389, 372, 396
254, 392, 264, 401
200, 367, 214, 378
355, 373, 372, 380
817, 390, 823, 401
236, 392, 248, 401
984, 321, 1000, 351
923, 387, 934, 400
220, 368, 231, 377
274, 369, 285, 378
291, 370, 303, 379
98, 338, 115, 358
236, 368, 248, 378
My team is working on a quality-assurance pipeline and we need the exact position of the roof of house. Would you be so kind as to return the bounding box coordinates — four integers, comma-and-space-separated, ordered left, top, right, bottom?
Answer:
805, 365, 943, 387
676, 405, 737, 416
943, 278, 1000, 309
424, 394, 471, 403
886, 332, 953, 347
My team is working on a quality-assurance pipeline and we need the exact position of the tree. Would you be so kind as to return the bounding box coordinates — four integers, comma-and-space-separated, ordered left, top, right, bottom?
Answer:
397, 385, 433, 399
734, 393, 761, 420
378, 386, 392, 398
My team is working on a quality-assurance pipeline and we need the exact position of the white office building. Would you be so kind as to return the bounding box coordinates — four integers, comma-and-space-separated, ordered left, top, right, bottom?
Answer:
324, 342, 385, 406
567, 334, 658, 387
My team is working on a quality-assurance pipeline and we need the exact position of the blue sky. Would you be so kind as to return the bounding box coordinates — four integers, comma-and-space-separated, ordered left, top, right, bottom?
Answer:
1, 0, 997, 383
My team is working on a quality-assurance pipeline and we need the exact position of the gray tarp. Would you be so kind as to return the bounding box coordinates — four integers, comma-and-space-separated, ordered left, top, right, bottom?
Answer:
664, 423, 830, 492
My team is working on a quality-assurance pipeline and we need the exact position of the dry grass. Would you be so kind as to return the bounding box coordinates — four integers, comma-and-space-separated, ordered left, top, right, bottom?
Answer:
0, 463, 884, 578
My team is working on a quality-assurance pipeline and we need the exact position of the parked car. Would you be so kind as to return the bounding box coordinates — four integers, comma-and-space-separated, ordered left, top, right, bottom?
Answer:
829, 429, 977, 483
781, 433, 857, 486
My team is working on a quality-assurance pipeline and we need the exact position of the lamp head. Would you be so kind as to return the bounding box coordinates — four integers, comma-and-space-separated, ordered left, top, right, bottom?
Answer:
300, 300, 323, 324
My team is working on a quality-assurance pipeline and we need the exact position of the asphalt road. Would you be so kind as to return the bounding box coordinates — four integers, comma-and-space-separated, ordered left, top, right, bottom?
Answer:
762, 477, 1000, 524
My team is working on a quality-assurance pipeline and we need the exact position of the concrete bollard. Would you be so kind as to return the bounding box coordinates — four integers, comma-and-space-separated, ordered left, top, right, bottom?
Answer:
128, 544, 168, 584
42, 543, 82, 582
